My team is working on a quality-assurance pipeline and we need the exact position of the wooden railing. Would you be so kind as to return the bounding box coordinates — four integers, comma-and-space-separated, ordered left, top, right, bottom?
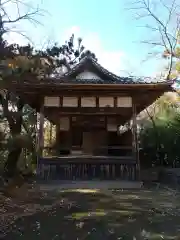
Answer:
37, 157, 137, 181
42, 146, 133, 157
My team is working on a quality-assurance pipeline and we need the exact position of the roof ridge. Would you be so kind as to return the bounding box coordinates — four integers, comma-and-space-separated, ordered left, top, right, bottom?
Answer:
61, 55, 127, 82
59, 56, 174, 85
62, 55, 91, 77
90, 57, 121, 81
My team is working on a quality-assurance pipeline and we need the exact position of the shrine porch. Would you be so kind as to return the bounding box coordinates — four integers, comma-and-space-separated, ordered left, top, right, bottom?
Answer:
37, 155, 139, 181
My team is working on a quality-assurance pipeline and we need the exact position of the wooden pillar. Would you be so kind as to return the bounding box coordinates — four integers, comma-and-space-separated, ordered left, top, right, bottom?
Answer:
36, 99, 44, 176
38, 100, 45, 157
49, 122, 52, 144
69, 116, 72, 154
132, 101, 140, 180
56, 122, 60, 153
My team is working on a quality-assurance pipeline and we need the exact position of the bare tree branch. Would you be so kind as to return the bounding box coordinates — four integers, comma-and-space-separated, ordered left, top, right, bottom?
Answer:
141, 40, 165, 47
166, 0, 176, 27
128, 0, 180, 80
1, 0, 11, 6
2, 9, 41, 25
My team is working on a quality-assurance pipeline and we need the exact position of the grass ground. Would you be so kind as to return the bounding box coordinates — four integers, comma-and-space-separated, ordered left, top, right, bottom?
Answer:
1, 186, 180, 239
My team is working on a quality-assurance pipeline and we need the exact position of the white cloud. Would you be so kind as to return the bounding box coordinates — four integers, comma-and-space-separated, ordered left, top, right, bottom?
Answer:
62, 26, 127, 75
4, 13, 129, 77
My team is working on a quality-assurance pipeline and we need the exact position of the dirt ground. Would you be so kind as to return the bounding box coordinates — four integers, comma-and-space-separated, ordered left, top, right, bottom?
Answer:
1, 185, 180, 240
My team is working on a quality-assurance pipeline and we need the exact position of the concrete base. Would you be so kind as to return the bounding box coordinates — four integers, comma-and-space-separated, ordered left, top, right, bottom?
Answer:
39, 180, 143, 191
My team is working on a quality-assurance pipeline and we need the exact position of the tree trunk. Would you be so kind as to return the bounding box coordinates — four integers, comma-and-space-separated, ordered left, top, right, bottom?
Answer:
4, 147, 22, 178
3, 96, 24, 179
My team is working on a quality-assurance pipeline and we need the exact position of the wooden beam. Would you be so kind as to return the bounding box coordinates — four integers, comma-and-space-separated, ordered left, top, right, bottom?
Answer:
44, 107, 132, 114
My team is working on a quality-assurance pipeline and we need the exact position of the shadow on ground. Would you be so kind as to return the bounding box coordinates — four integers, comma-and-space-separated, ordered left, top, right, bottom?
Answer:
1, 188, 180, 239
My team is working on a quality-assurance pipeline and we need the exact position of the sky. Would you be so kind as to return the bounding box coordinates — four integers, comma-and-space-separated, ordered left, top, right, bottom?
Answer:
3, 0, 171, 77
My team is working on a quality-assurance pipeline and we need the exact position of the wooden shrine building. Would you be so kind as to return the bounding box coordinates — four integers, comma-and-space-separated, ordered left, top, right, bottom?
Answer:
8, 56, 172, 181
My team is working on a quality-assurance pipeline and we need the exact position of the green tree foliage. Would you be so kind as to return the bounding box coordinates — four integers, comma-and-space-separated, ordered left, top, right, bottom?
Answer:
0, 0, 96, 179
140, 92, 180, 167
0, 36, 90, 178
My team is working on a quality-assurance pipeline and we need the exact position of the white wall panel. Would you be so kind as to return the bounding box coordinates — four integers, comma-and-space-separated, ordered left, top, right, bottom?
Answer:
99, 97, 114, 107
44, 97, 59, 107
81, 97, 96, 107
117, 97, 132, 107
76, 71, 101, 80
63, 97, 78, 107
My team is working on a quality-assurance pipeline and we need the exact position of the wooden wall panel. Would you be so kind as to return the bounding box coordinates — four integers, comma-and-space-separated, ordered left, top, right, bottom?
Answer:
107, 117, 117, 131
44, 97, 60, 107
60, 117, 70, 130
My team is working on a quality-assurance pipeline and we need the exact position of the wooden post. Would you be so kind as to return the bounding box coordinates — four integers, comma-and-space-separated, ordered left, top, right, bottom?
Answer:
38, 100, 45, 157
36, 99, 44, 176
35, 112, 39, 174
69, 116, 72, 155
56, 122, 60, 154
132, 101, 140, 180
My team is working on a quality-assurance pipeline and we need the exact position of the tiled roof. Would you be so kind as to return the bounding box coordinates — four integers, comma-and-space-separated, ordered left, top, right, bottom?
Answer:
49, 78, 172, 84
51, 56, 173, 85
62, 56, 121, 82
